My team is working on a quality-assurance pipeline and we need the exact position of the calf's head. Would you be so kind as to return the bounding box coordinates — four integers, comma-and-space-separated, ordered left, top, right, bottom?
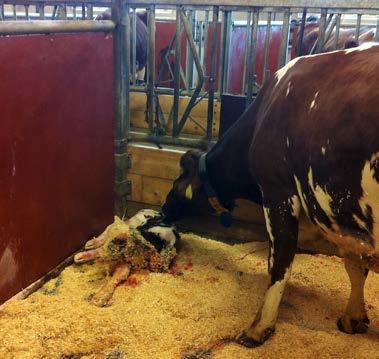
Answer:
162, 150, 213, 222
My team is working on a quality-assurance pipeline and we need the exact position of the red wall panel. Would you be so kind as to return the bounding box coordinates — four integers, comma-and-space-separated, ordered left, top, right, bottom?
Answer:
0, 33, 114, 303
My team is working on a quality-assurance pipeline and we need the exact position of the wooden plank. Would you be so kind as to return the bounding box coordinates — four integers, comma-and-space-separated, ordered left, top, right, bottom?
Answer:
131, 110, 219, 137
129, 144, 183, 180
127, 173, 143, 203
141, 176, 173, 206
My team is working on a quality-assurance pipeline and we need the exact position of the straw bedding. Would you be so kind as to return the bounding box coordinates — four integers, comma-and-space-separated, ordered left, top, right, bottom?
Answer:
0, 233, 378, 359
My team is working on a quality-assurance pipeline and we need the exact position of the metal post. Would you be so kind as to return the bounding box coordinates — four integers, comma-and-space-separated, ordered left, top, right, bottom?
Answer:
278, 9, 290, 68
13, 4, 17, 20
39, 4, 45, 20
131, 8, 137, 85
242, 11, 252, 93
315, 8, 327, 53
246, 9, 258, 106
334, 13, 341, 49
185, 10, 195, 89
263, 12, 272, 82
73, 6, 77, 20
0, 3, 4, 21
219, 10, 232, 94
25, 5, 29, 20
147, 6, 156, 132
202, 10, 209, 90
207, 6, 219, 141
296, 8, 307, 56
113, 0, 131, 217
82, 5, 86, 20
376, 18, 379, 42
355, 13, 362, 41
172, 6, 181, 137
88, 4, 93, 20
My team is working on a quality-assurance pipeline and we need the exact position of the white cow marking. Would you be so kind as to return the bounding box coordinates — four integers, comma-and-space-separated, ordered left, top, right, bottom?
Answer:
288, 195, 301, 218
309, 91, 319, 112
294, 175, 309, 217
274, 57, 301, 88
263, 206, 275, 270
321, 147, 326, 155
286, 81, 292, 96
286, 137, 290, 148
358, 152, 379, 238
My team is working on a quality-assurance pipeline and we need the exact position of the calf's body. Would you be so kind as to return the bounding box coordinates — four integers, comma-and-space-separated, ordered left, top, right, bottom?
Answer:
162, 44, 379, 346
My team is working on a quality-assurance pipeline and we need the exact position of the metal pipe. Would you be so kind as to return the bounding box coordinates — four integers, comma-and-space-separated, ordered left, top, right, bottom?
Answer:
202, 10, 209, 90
73, 6, 76, 20
278, 9, 290, 68
124, 4, 131, 139
172, 6, 181, 137
242, 10, 252, 93
39, 4, 45, 19
87, 4, 93, 20
263, 11, 272, 82
376, 18, 379, 42
246, 9, 258, 106
333, 13, 341, 49
131, 85, 219, 98
131, 8, 137, 85
314, 8, 327, 53
219, 10, 231, 94
147, 5, 156, 132
177, 9, 205, 135
296, 8, 307, 56
0, 20, 114, 35
25, 5, 29, 20
207, 6, 219, 140
13, 4, 17, 20
0, 4, 4, 21
355, 13, 362, 41
82, 4, 85, 19
185, 10, 195, 88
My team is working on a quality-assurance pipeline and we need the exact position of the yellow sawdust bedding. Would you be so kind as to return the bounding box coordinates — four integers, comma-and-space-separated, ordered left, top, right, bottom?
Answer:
0, 234, 378, 359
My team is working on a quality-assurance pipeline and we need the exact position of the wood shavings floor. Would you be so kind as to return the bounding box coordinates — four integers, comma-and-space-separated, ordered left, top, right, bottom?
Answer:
0, 234, 378, 359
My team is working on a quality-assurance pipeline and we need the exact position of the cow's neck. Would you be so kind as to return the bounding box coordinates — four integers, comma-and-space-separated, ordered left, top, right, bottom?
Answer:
205, 103, 262, 207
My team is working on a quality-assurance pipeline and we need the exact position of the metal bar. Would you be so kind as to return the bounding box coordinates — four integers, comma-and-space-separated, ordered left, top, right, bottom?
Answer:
219, 10, 231, 94
122, 1, 379, 10
322, 14, 337, 48
263, 11, 272, 82
202, 10, 209, 90
0, 20, 114, 35
185, 9, 194, 88
333, 13, 341, 50
13, 4, 17, 20
38, 4, 45, 19
246, 9, 258, 106
87, 3, 93, 19
376, 18, 379, 42
131, 85, 218, 97
277, 9, 290, 68
73, 6, 77, 20
355, 13, 362, 41
147, 5, 156, 132
25, 5, 29, 20
296, 8, 307, 56
177, 9, 205, 134
206, 6, 219, 140
242, 11, 252, 93
130, 130, 216, 149
113, 0, 131, 217
314, 8, 327, 53
131, 8, 137, 85
172, 6, 181, 137
0, 4, 4, 21
82, 4, 85, 19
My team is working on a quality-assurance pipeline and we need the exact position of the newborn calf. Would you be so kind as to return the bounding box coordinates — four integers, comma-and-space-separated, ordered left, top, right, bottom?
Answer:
74, 210, 179, 306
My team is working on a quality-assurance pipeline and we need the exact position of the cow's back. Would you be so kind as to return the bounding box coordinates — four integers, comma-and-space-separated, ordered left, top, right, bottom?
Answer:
250, 44, 379, 269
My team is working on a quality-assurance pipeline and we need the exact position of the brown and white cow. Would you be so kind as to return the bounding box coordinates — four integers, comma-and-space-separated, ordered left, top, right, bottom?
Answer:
296, 21, 376, 55
161, 43, 379, 347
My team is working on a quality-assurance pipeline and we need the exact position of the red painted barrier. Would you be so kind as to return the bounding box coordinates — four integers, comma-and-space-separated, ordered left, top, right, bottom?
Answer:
0, 33, 114, 303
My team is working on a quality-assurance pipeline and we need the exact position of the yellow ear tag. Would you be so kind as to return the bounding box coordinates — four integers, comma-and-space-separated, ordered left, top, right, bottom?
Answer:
185, 185, 193, 200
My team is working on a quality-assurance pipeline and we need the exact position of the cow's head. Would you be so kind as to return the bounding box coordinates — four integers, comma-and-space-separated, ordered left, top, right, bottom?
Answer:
162, 150, 213, 222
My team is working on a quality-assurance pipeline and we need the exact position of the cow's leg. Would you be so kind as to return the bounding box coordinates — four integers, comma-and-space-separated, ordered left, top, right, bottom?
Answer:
337, 258, 369, 334
91, 263, 130, 307
236, 193, 300, 347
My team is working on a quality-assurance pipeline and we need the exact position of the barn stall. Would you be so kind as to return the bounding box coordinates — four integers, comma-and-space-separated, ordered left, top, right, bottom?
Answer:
0, 0, 378, 358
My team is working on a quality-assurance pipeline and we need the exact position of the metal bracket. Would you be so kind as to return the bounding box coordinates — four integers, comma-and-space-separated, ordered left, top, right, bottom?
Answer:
114, 153, 132, 170
114, 180, 132, 197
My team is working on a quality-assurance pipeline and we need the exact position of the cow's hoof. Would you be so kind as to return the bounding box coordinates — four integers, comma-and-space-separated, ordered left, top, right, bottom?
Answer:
235, 328, 274, 348
337, 316, 369, 334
